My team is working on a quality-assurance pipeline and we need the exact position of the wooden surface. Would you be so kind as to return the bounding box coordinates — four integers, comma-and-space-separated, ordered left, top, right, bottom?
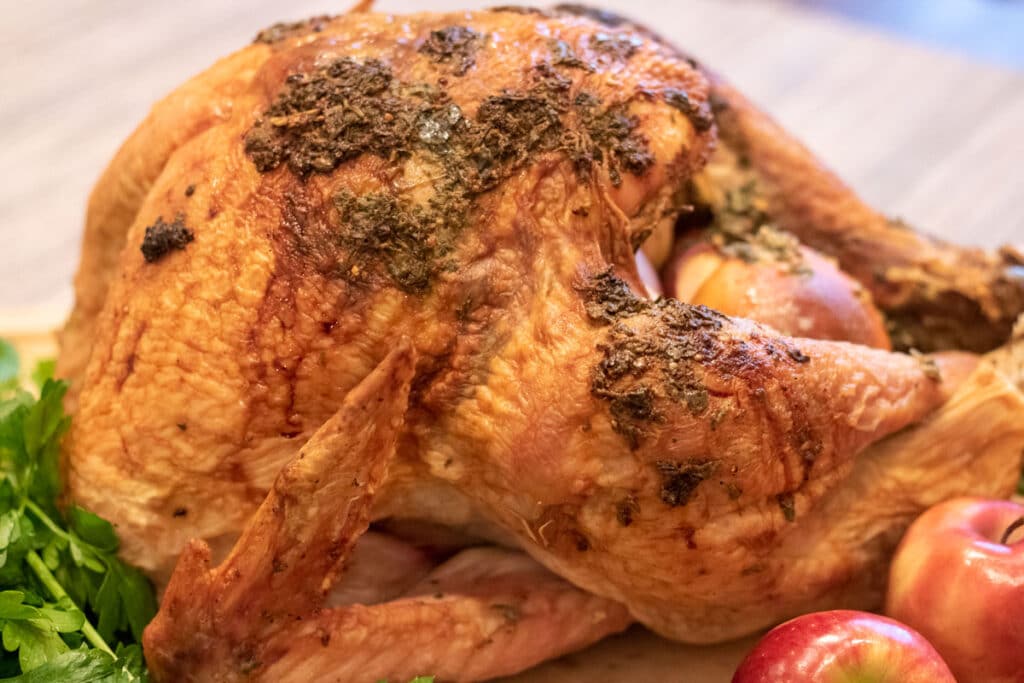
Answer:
1, 1, 1023, 681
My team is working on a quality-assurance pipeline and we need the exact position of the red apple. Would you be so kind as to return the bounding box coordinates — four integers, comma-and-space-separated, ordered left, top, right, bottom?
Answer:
886, 497, 1024, 683
732, 610, 955, 682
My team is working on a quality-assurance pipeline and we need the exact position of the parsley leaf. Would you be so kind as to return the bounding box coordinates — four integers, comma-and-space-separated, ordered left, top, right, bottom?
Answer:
0, 645, 146, 682
3, 620, 69, 673
66, 510, 117, 555
0, 591, 84, 673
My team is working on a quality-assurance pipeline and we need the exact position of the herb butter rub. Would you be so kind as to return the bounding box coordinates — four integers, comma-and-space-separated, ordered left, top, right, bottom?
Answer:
57, 6, 1024, 682
244, 52, 659, 291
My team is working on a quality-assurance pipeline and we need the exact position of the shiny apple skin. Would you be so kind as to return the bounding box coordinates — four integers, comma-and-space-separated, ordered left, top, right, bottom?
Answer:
732, 610, 956, 683
886, 497, 1024, 683
664, 242, 891, 349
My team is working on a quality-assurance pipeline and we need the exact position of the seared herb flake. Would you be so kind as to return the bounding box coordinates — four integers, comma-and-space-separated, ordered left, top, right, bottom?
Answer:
140, 215, 193, 264
656, 459, 720, 507
419, 26, 483, 76
664, 87, 714, 133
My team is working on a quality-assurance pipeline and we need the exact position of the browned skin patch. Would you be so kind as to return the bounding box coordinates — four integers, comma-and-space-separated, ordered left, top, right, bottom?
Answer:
615, 495, 639, 526
663, 87, 714, 133
549, 38, 592, 71
114, 320, 147, 391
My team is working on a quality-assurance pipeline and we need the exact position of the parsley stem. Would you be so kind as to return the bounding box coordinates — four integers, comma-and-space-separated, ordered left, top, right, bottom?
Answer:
25, 550, 115, 656
23, 499, 71, 542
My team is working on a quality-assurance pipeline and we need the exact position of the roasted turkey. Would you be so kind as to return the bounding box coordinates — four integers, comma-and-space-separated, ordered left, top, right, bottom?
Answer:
56, 4, 1024, 681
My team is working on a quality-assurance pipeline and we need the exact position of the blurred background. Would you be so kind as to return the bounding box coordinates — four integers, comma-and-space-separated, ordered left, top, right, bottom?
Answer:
1, 0, 1022, 313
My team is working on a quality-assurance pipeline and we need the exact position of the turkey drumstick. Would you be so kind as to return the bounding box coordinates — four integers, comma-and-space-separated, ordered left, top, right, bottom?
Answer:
694, 77, 1024, 353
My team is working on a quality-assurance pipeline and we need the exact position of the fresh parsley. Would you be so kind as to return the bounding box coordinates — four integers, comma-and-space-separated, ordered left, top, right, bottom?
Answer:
0, 340, 155, 681
0, 342, 17, 395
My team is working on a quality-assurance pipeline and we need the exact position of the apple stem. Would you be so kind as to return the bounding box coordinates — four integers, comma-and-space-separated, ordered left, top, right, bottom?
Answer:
999, 516, 1024, 545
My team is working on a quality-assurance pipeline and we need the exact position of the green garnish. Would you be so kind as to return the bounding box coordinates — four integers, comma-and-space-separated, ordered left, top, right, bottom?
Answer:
0, 340, 155, 681
0, 342, 18, 396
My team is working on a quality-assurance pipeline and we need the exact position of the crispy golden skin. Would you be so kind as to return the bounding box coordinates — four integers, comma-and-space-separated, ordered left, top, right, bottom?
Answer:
61, 3, 711, 574
60, 6, 1024, 669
